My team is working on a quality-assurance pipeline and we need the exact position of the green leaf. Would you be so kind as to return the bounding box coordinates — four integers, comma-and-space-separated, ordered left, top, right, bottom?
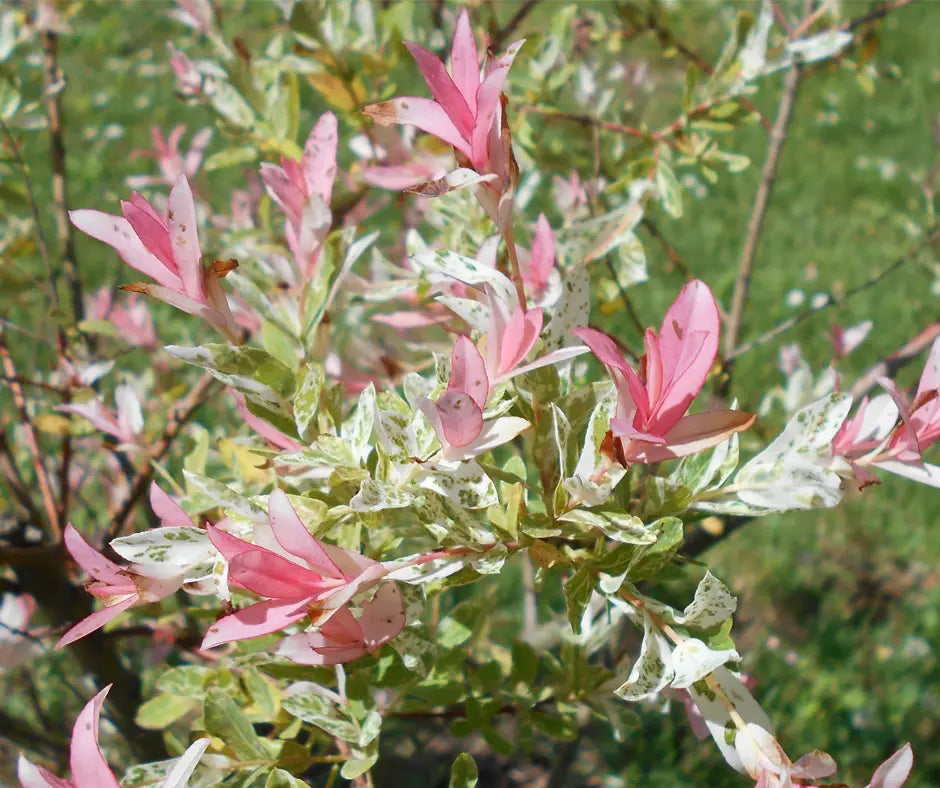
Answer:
166, 344, 297, 434
204, 145, 259, 171
156, 665, 212, 696
511, 641, 539, 686
203, 688, 271, 760
655, 159, 684, 218
135, 694, 196, 729
449, 753, 479, 788
564, 566, 595, 635
265, 769, 308, 788
293, 363, 324, 441
282, 684, 359, 741
242, 666, 280, 719
184, 470, 265, 520
262, 318, 299, 369
341, 754, 378, 781
211, 80, 256, 129
628, 517, 684, 582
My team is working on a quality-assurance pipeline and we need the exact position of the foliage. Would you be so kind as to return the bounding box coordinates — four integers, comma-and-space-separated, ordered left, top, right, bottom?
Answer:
0, 1, 936, 786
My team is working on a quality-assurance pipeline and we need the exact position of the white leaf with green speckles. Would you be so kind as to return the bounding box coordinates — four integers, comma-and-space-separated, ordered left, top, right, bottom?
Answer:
564, 383, 626, 506
670, 639, 740, 689
734, 393, 851, 511
342, 383, 376, 464
409, 246, 516, 308
390, 626, 436, 676
554, 200, 643, 268
419, 460, 498, 509
543, 266, 590, 352
293, 363, 324, 441
687, 667, 776, 774
350, 478, 414, 512
436, 294, 490, 333
111, 526, 212, 570
613, 613, 674, 701
183, 470, 266, 521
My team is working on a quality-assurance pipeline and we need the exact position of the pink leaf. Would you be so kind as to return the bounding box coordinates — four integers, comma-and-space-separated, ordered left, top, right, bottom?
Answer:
201, 597, 311, 649
121, 198, 175, 271
450, 9, 479, 112
69, 210, 182, 290
260, 162, 305, 225
363, 98, 473, 159
571, 327, 632, 374
448, 335, 489, 408
359, 582, 407, 649
55, 595, 139, 649
303, 112, 339, 206
70, 686, 122, 788
227, 548, 333, 599
436, 390, 484, 448
267, 488, 344, 578
868, 743, 914, 788
497, 307, 543, 379
654, 280, 719, 429
167, 175, 204, 300
628, 410, 755, 463
471, 39, 525, 167
63, 524, 126, 586
149, 482, 193, 527
405, 43, 474, 139
528, 213, 555, 291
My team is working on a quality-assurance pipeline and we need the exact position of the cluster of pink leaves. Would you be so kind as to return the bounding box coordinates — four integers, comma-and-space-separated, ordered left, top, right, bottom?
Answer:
56, 485, 407, 667
574, 281, 755, 464
203, 489, 406, 666
70, 176, 239, 342
833, 336, 940, 488
17, 685, 210, 788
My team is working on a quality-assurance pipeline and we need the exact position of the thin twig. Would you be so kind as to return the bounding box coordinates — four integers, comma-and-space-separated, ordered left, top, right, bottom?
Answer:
489, 0, 540, 52
841, 0, 914, 31
107, 372, 216, 540
518, 104, 680, 149
850, 321, 940, 400
0, 331, 60, 539
41, 30, 82, 324
727, 229, 939, 362
637, 8, 773, 132
723, 59, 805, 362
0, 118, 57, 305
0, 432, 44, 527
640, 217, 694, 281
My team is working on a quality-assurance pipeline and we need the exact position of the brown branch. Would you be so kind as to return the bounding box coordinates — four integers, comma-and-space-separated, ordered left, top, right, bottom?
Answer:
107, 372, 216, 540
850, 321, 940, 400
41, 30, 83, 324
722, 59, 805, 363
489, 0, 540, 52
727, 229, 939, 362
640, 217, 694, 281
0, 118, 57, 306
518, 104, 680, 149
0, 432, 44, 527
0, 331, 60, 539
636, 8, 772, 132
841, 0, 915, 31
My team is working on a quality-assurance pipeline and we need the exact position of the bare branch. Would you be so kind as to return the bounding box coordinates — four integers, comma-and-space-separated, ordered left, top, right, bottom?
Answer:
723, 60, 804, 362
851, 321, 940, 400
727, 229, 939, 362
107, 372, 217, 540
0, 331, 60, 539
